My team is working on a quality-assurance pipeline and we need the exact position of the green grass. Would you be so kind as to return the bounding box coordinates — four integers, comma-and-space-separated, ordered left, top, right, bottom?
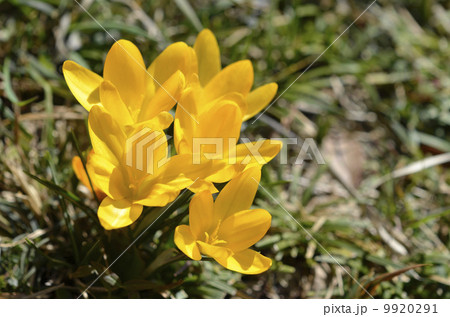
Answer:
0, 0, 449, 298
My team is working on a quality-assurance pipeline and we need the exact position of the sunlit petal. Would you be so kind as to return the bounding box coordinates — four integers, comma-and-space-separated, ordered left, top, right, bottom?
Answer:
244, 83, 278, 121
135, 112, 174, 131
139, 70, 185, 121
189, 191, 214, 239
85, 152, 117, 198
234, 140, 283, 167
219, 208, 271, 252
174, 87, 202, 154
197, 241, 231, 261
220, 249, 272, 274
99, 80, 134, 126
103, 40, 146, 111
194, 29, 221, 86
98, 197, 143, 230
195, 100, 243, 155
62, 60, 102, 111
72, 155, 92, 191
148, 42, 197, 86
187, 179, 219, 194
88, 105, 126, 165
174, 225, 201, 261
214, 167, 261, 220
204, 60, 253, 102
134, 182, 183, 207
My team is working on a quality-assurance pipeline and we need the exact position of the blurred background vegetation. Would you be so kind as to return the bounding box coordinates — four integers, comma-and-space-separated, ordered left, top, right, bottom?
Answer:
0, 0, 449, 298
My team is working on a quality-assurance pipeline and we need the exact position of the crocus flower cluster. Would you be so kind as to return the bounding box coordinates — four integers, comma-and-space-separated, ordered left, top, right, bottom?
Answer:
63, 30, 281, 274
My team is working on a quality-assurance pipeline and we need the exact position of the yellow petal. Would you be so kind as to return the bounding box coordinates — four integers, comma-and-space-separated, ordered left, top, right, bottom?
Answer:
200, 91, 247, 119
134, 182, 184, 207
201, 137, 282, 184
220, 249, 272, 274
234, 140, 283, 167
122, 127, 169, 180
134, 111, 174, 131
203, 164, 241, 184
135, 154, 227, 205
174, 136, 192, 156
218, 209, 271, 252
174, 225, 201, 260
156, 152, 222, 181
88, 105, 126, 165
85, 152, 116, 198
138, 70, 185, 122
194, 29, 221, 86
197, 242, 271, 274
62, 60, 102, 111
108, 166, 131, 201
103, 40, 146, 111
186, 178, 218, 194
98, 197, 143, 230
209, 141, 282, 189
148, 42, 197, 86
204, 60, 253, 102
243, 83, 278, 121
189, 191, 214, 239
99, 81, 134, 126
195, 103, 241, 140
196, 241, 231, 260
214, 167, 261, 220
195, 100, 243, 155
133, 154, 193, 206
173, 87, 201, 154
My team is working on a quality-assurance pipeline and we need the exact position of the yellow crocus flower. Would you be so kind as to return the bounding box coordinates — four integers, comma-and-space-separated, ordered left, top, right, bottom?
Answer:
193, 29, 278, 121
87, 105, 224, 230
173, 85, 282, 192
168, 29, 281, 191
174, 167, 272, 274
62, 39, 196, 129
124, 29, 277, 123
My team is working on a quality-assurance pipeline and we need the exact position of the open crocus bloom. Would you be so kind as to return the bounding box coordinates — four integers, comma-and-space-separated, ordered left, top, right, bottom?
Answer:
87, 105, 224, 230
141, 29, 278, 123
173, 86, 282, 192
192, 29, 278, 121
62, 39, 194, 129
174, 167, 272, 274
